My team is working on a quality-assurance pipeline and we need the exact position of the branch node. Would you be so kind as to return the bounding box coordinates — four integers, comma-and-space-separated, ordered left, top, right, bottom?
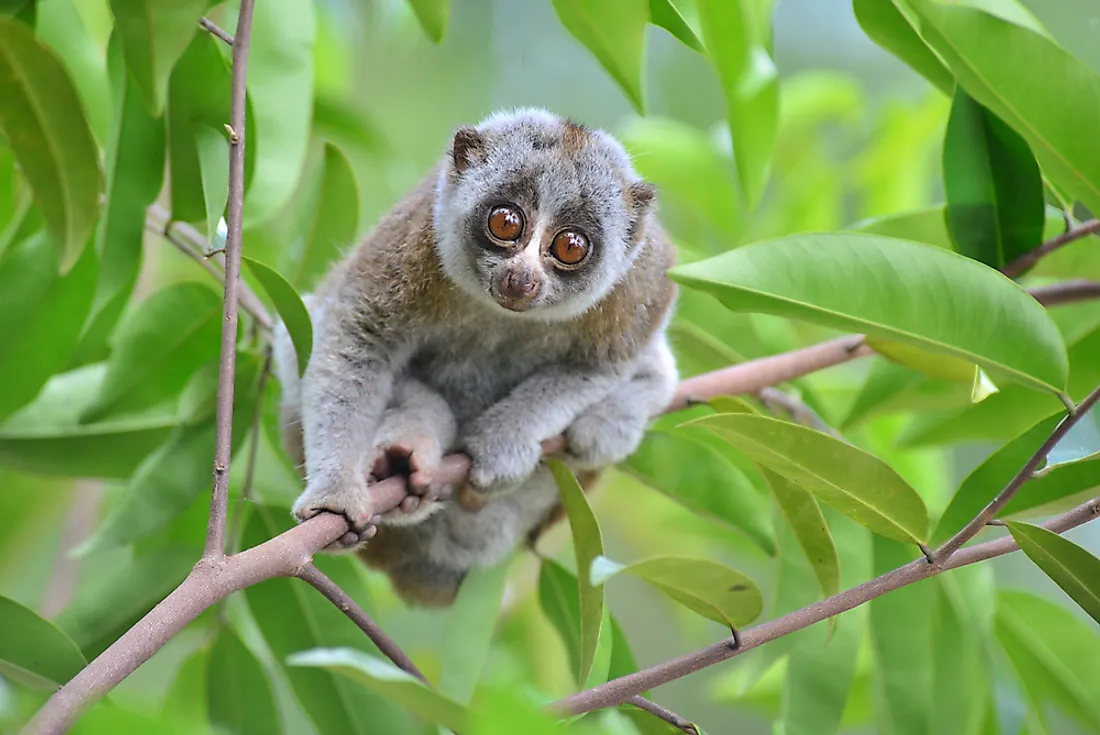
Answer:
985, 518, 1007, 527
918, 543, 935, 564
727, 626, 742, 651
199, 17, 235, 45
1059, 393, 1078, 415
224, 124, 240, 143
206, 247, 227, 258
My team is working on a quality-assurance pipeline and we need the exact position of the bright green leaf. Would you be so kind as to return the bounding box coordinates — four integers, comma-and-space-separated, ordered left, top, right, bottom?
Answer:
550, 459, 608, 689
689, 413, 929, 543
207, 627, 281, 735
0, 18, 101, 271
195, 124, 228, 242
669, 233, 1069, 393
647, 0, 703, 52
243, 257, 313, 376
906, 0, 1100, 217
82, 282, 223, 422
695, 0, 778, 208
852, 203, 1066, 251
287, 648, 469, 733
1007, 522, 1100, 625
622, 428, 775, 554
440, 554, 512, 705
36, 0, 113, 144
592, 554, 762, 629
759, 467, 839, 598
853, 0, 953, 93
108, 0, 207, 114
468, 686, 559, 735
407, 0, 448, 44
0, 595, 86, 689
243, 0, 315, 224
943, 88, 1044, 270
552, 0, 648, 112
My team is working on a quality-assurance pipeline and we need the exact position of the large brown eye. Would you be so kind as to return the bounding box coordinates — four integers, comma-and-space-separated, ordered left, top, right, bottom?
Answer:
550, 229, 589, 266
487, 205, 524, 242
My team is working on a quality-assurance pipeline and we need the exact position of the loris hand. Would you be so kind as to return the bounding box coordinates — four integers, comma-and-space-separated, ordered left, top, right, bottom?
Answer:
292, 472, 382, 551
370, 439, 455, 525
462, 420, 543, 497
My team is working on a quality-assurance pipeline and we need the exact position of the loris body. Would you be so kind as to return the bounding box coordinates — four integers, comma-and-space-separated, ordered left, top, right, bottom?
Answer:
273, 109, 678, 605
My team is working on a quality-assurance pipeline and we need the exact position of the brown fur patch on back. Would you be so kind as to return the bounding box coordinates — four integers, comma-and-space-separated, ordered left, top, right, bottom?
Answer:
562, 120, 591, 153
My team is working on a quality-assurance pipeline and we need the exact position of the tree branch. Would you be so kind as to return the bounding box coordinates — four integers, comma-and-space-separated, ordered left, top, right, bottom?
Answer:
1002, 218, 1100, 278
1028, 279, 1100, 307
204, 0, 255, 560
199, 17, 234, 45
626, 696, 700, 734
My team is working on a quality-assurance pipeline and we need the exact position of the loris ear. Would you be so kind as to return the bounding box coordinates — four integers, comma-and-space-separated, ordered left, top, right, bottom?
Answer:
628, 181, 656, 217
452, 127, 487, 174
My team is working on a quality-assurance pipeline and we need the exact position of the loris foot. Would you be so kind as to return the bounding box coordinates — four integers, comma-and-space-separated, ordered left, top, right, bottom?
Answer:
370, 442, 455, 526
564, 408, 646, 470
462, 424, 542, 497
292, 474, 382, 551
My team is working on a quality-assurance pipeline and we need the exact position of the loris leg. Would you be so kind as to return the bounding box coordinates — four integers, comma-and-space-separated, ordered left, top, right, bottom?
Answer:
563, 332, 678, 470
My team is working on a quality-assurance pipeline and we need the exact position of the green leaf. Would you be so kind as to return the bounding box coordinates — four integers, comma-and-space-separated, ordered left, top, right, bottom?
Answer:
622, 428, 775, 554
243, 257, 313, 376
242, 508, 412, 735
283, 142, 359, 291
1007, 522, 1100, 625
647, 0, 703, 52
869, 537, 934, 735
551, 0, 648, 112
592, 555, 763, 629
690, 413, 929, 543
72, 32, 167, 367
669, 233, 1068, 393
0, 364, 177, 478
407, 0, 448, 44
108, 0, 207, 114
83, 282, 223, 422
440, 554, 511, 705
207, 627, 281, 735
695, 0, 778, 208
162, 647, 210, 732
995, 591, 1100, 730
0, 18, 101, 271
287, 648, 468, 733
550, 459, 609, 689
852, 203, 1066, 251
931, 577, 990, 735
468, 686, 560, 735
841, 360, 925, 430
243, 0, 315, 224
0, 595, 86, 688
905, 0, 1100, 217
852, 0, 953, 93
538, 558, 585, 682
0, 231, 97, 421
943, 88, 1044, 270
618, 116, 744, 239
759, 467, 839, 598
195, 124, 228, 241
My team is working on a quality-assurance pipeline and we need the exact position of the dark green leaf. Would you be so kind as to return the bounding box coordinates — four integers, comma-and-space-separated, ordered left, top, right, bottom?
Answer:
906, 0, 1100, 217
243, 0, 315, 224
852, 0, 952, 93
83, 282, 223, 422
0, 18, 101, 270
109, 0, 207, 114
931, 578, 989, 735
622, 428, 775, 554
690, 413, 929, 543
408, 0, 448, 44
1007, 522, 1100, 625
695, 0, 778, 208
943, 88, 1043, 270
0, 231, 97, 421
0, 364, 177, 478
207, 627, 281, 735
162, 647, 210, 732
243, 257, 313, 376
0, 594, 86, 688
72, 33, 167, 367
551, 0, 647, 112
283, 142, 359, 291
648, 0, 702, 52
670, 233, 1068, 393
759, 467, 839, 598
440, 554, 511, 704
592, 554, 762, 629
538, 557, 584, 682
287, 648, 468, 733
995, 591, 1100, 730
242, 508, 412, 735
550, 459, 609, 689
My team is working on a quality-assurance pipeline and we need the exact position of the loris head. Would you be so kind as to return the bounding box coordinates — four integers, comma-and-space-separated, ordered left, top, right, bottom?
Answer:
432, 108, 656, 321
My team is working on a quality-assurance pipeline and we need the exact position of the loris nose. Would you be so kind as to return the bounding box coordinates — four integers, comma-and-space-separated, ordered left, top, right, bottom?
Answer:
499, 269, 540, 302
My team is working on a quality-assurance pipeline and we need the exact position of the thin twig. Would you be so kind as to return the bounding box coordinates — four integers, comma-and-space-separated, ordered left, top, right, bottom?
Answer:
199, 17, 235, 45
1002, 218, 1100, 278
932, 383, 1100, 561
551, 493, 1100, 716
204, 0, 255, 560
297, 564, 427, 682
626, 696, 700, 734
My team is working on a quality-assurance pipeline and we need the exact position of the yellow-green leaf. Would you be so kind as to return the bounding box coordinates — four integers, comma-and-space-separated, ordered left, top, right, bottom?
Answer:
1007, 522, 1100, 625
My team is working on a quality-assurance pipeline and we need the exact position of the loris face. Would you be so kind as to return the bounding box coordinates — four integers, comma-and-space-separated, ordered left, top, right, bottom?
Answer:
432, 108, 655, 322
